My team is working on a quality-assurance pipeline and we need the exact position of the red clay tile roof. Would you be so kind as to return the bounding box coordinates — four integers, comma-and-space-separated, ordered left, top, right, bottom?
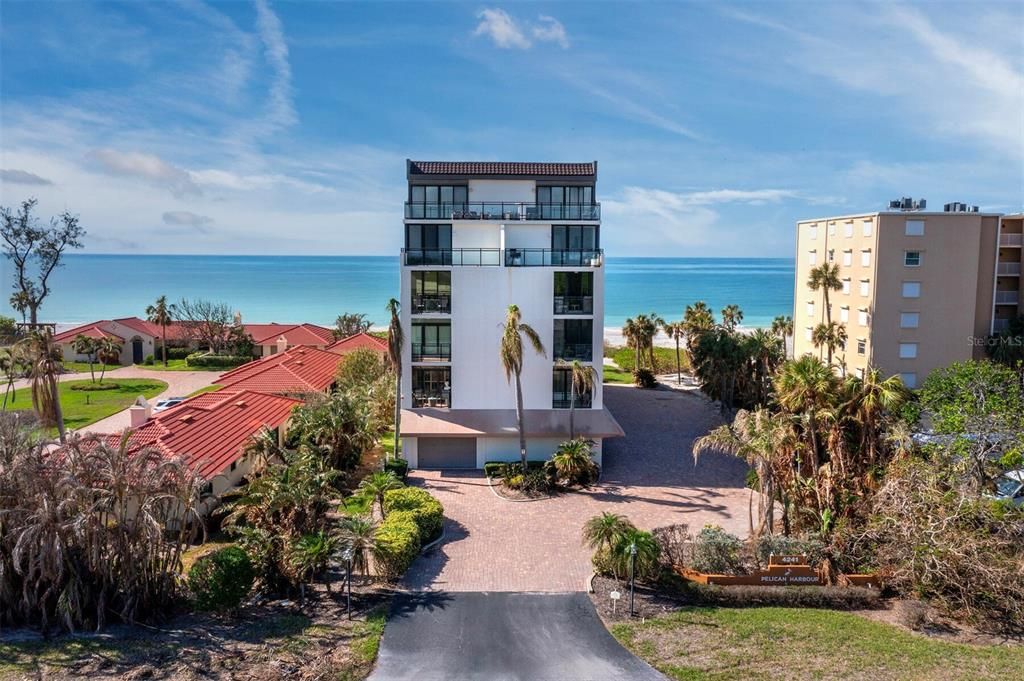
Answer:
243, 323, 334, 346
110, 390, 301, 480
325, 332, 388, 355
217, 346, 342, 394
53, 324, 125, 343
54, 317, 188, 343
409, 161, 596, 177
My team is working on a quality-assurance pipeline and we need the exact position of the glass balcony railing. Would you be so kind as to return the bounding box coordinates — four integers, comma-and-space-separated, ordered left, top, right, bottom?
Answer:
553, 295, 594, 315
411, 342, 451, 362
553, 343, 593, 362
413, 389, 451, 408
1000, 234, 1023, 247
405, 202, 600, 221
504, 249, 603, 267
553, 392, 592, 409
995, 291, 1020, 305
997, 262, 1022, 276
402, 249, 501, 266
411, 294, 451, 314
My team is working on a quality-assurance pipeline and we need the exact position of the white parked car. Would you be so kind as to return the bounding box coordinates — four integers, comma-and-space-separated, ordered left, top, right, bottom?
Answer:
153, 397, 186, 413
990, 470, 1024, 507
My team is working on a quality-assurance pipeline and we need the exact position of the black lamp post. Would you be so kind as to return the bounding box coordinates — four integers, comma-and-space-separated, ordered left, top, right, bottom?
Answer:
342, 547, 354, 619
629, 542, 637, 617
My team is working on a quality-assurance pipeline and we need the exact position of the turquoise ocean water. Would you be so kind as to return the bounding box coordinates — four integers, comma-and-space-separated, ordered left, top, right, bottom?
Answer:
1, 255, 794, 330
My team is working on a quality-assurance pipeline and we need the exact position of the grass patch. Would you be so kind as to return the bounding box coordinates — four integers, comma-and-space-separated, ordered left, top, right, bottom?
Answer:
350, 608, 387, 666
62, 361, 121, 375
605, 345, 687, 374
380, 429, 396, 456
603, 365, 633, 384
187, 384, 222, 397
5, 379, 167, 433
139, 358, 229, 372
341, 493, 372, 515
611, 606, 1024, 680
0, 639, 128, 677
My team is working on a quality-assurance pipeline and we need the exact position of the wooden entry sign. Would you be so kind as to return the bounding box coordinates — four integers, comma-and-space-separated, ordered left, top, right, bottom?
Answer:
677, 554, 880, 589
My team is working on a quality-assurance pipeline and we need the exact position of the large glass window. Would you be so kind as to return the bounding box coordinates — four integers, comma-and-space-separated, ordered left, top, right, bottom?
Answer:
412, 271, 451, 314
554, 319, 593, 361
554, 272, 593, 314
409, 185, 468, 218
551, 226, 599, 264
552, 367, 592, 409
405, 224, 452, 265
411, 321, 451, 361
537, 185, 595, 219
412, 367, 451, 407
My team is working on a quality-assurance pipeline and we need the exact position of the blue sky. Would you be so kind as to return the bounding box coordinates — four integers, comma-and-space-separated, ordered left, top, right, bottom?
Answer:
0, 1, 1021, 257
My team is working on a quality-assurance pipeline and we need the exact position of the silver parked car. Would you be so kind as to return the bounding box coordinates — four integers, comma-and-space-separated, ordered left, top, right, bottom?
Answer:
991, 470, 1024, 507
153, 397, 186, 413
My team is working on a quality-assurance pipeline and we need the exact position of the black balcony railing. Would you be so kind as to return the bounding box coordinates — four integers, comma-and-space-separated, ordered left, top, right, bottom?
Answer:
413, 389, 451, 408
553, 295, 594, 315
505, 249, 603, 267
406, 202, 600, 221
553, 392, 592, 409
554, 343, 593, 362
403, 249, 501, 266
411, 342, 451, 362
412, 293, 451, 314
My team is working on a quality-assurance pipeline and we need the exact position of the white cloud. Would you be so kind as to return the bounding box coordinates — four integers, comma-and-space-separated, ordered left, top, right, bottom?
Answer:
473, 9, 569, 50
0, 169, 54, 186
162, 210, 214, 231
681, 188, 799, 205
532, 15, 569, 49
87, 149, 201, 197
253, 0, 296, 132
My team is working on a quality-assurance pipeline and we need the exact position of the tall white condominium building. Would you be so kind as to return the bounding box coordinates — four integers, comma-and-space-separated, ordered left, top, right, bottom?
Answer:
398, 160, 623, 469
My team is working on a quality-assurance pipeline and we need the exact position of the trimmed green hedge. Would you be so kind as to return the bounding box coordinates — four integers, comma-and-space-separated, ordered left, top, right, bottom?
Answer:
383, 487, 443, 543
483, 460, 546, 477
373, 514, 421, 580
187, 546, 255, 612
384, 458, 409, 480
185, 352, 251, 369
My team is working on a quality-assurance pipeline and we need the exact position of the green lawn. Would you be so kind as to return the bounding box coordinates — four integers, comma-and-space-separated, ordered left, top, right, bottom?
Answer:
62, 361, 121, 375
379, 429, 396, 456
611, 606, 1024, 681
6, 379, 167, 432
603, 365, 633, 384
605, 344, 687, 374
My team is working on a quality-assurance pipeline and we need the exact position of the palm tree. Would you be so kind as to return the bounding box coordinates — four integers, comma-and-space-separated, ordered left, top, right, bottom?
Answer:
581, 511, 635, 554
0, 346, 23, 409
721, 304, 744, 331
746, 328, 784, 406
771, 315, 794, 339
245, 426, 284, 471
811, 321, 847, 367
550, 438, 597, 486
146, 295, 173, 366
610, 528, 661, 581
622, 317, 642, 369
559, 360, 595, 439
290, 530, 340, 598
662, 320, 685, 384
96, 336, 122, 383
357, 470, 403, 519
807, 263, 843, 334
636, 313, 663, 369
682, 302, 715, 357
845, 367, 909, 468
500, 304, 546, 469
385, 298, 403, 463
72, 334, 98, 382
338, 515, 378, 578
21, 330, 66, 442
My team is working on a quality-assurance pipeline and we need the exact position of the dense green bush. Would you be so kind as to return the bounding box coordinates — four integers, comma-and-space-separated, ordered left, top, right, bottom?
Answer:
548, 439, 599, 487
373, 513, 421, 580
144, 354, 155, 365
384, 458, 409, 480
162, 346, 193, 360
501, 463, 553, 494
185, 352, 251, 368
690, 526, 746, 574
484, 460, 546, 477
187, 546, 256, 612
632, 368, 657, 388
383, 487, 444, 542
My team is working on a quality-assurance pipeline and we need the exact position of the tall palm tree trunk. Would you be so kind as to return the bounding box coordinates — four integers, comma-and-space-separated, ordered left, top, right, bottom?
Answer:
392, 367, 402, 462
49, 374, 65, 443
514, 371, 527, 468
569, 381, 576, 440
161, 324, 168, 366
674, 336, 681, 384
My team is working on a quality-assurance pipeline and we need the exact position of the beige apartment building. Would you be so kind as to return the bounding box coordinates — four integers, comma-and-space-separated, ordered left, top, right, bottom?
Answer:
792, 204, 1022, 388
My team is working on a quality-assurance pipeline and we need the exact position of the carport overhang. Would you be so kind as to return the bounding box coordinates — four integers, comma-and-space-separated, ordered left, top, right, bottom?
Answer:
399, 407, 624, 439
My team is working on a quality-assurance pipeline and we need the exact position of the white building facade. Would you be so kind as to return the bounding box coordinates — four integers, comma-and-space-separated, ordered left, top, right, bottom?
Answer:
398, 160, 622, 469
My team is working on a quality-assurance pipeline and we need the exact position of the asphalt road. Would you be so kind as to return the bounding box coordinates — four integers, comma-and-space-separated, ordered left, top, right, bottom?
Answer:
369, 592, 665, 681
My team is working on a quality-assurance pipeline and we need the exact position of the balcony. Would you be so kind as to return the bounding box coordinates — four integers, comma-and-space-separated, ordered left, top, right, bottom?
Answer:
413, 389, 451, 408
993, 318, 1012, 333
553, 392, 592, 409
411, 293, 451, 314
411, 342, 451, 362
995, 291, 1020, 305
1001, 233, 1023, 247
403, 248, 501, 266
997, 262, 1022, 276
553, 343, 593, 362
505, 249, 603, 267
405, 202, 600, 221
553, 295, 594, 315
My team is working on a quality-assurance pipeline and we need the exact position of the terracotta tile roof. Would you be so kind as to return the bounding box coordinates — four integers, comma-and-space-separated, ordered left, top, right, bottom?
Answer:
217, 346, 341, 394
53, 323, 125, 343
325, 332, 388, 355
408, 161, 596, 177
109, 390, 301, 480
54, 317, 188, 343
244, 323, 334, 346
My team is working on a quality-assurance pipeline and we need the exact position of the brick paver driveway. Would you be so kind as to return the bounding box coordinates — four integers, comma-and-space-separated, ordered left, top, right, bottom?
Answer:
404, 384, 750, 592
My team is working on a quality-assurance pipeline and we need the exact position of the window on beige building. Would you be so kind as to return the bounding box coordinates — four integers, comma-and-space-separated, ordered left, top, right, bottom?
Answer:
809, 250, 817, 265
809, 225, 817, 240
858, 309, 869, 326
840, 306, 849, 323
844, 223, 854, 238
842, 278, 851, 294
861, 250, 871, 267
807, 301, 815, 316
904, 251, 921, 267
900, 312, 919, 328
900, 372, 917, 389
842, 250, 852, 266
905, 220, 925, 236
899, 342, 918, 359
862, 220, 873, 237
859, 279, 870, 296
857, 339, 866, 355
902, 281, 921, 298
805, 327, 813, 341
828, 224, 836, 237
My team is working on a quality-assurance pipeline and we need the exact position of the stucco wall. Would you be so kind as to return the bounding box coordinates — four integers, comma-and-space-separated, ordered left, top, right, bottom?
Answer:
401, 435, 603, 469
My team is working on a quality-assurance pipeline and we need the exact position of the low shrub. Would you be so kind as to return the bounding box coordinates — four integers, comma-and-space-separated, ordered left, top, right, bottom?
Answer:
548, 439, 599, 487
690, 526, 746, 574
632, 368, 657, 388
484, 460, 546, 477
163, 346, 193, 360
186, 352, 251, 369
501, 463, 552, 494
384, 458, 409, 480
373, 513, 421, 580
754, 534, 825, 569
69, 382, 120, 391
611, 529, 662, 582
592, 547, 616, 577
143, 354, 155, 365
383, 487, 444, 543
652, 524, 691, 569
187, 546, 256, 612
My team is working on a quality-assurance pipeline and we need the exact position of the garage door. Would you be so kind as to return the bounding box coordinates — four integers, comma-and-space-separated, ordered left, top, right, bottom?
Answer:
418, 437, 477, 469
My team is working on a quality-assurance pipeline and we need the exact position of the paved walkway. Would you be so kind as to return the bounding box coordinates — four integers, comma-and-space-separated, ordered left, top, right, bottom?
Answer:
370, 592, 664, 681
403, 384, 750, 592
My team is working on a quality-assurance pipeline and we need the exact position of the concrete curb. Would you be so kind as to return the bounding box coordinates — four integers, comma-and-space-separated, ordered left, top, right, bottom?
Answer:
420, 522, 447, 554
